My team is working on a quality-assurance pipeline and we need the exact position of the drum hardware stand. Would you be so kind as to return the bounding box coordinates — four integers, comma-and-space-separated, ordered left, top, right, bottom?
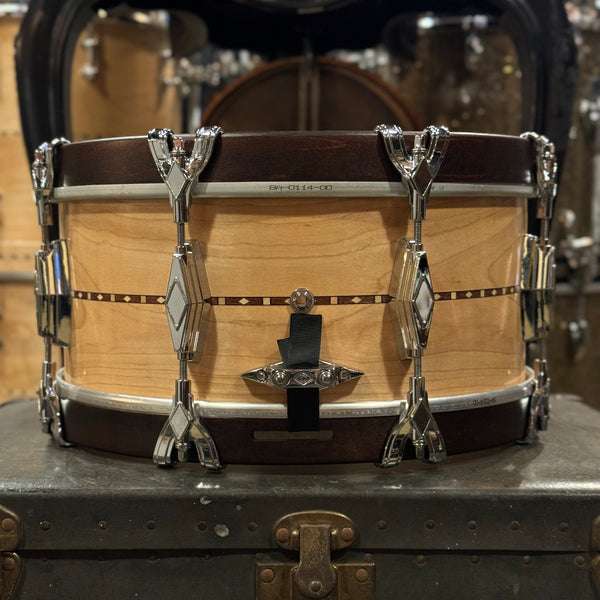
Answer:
519, 132, 558, 442
148, 126, 222, 469
375, 124, 449, 467
31, 138, 72, 447
242, 287, 363, 432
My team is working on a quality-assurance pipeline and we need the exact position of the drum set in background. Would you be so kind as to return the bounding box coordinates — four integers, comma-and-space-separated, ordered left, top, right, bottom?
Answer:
2, 0, 593, 467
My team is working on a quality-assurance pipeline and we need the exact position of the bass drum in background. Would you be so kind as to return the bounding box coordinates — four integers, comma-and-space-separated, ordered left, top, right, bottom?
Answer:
0, 3, 43, 404
201, 56, 420, 130
70, 11, 182, 141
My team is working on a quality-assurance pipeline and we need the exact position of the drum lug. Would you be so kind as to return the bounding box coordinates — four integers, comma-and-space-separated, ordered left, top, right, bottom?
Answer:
165, 241, 210, 360
153, 378, 221, 470
37, 359, 71, 447
148, 126, 222, 224
521, 132, 557, 223
31, 138, 69, 231
32, 138, 72, 450
34, 239, 72, 348
520, 234, 555, 343
388, 239, 434, 360
242, 360, 363, 391
520, 358, 551, 444
375, 124, 449, 222
377, 124, 449, 466
150, 128, 222, 469
380, 376, 446, 467
520, 132, 557, 440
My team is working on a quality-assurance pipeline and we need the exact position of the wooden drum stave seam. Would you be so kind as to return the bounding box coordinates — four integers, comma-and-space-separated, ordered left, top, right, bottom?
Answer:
50, 131, 536, 462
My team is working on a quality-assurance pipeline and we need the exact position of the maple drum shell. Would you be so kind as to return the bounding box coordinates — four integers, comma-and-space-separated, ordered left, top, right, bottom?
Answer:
70, 17, 181, 141
0, 12, 44, 404
51, 132, 537, 463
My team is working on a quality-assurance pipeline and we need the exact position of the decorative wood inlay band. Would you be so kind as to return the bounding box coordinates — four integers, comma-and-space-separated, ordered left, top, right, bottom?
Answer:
70, 287, 520, 305
434, 286, 519, 301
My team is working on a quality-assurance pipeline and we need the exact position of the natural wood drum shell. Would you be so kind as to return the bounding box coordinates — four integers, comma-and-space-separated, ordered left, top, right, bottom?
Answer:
61, 194, 527, 404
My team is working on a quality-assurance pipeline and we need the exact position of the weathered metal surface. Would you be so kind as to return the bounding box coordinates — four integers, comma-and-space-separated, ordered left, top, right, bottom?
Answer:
0, 505, 21, 600
260, 511, 374, 600
0, 553, 22, 600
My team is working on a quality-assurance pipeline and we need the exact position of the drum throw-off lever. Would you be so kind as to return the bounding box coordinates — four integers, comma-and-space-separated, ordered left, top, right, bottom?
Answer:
149, 127, 222, 469
242, 288, 363, 432
376, 124, 449, 466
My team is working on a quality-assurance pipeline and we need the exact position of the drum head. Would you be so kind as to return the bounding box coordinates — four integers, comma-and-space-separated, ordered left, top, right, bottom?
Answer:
201, 56, 420, 131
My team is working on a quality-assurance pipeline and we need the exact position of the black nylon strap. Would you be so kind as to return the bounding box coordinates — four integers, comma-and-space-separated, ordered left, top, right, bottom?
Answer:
278, 313, 323, 431
287, 388, 320, 432
278, 313, 322, 368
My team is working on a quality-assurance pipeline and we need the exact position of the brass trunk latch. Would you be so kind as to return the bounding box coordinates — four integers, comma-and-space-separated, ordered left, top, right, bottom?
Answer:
257, 511, 374, 600
0, 504, 21, 600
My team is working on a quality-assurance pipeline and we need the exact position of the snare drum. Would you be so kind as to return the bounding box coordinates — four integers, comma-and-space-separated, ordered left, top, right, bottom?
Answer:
70, 13, 181, 140
41, 131, 541, 463
0, 2, 44, 403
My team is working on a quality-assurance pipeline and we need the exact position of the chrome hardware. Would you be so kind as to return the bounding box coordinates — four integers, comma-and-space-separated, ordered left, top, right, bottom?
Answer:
375, 124, 449, 225
55, 366, 536, 420
290, 288, 315, 313
519, 132, 557, 436
380, 375, 446, 467
0, 504, 22, 600
148, 126, 222, 225
378, 124, 449, 466
521, 358, 550, 443
32, 139, 72, 446
389, 240, 434, 359
165, 242, 210, 360
521, 132, 558, 228
34, 240, 71, 347
150, 128, 221, 469
242, 360, 363, 391
153, 378, 220, 469
80, 25, 99, 81
31, 138, 68, 232
37, 359, 70, 447
520, 234, 555, 342
257, 511, 374, 600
